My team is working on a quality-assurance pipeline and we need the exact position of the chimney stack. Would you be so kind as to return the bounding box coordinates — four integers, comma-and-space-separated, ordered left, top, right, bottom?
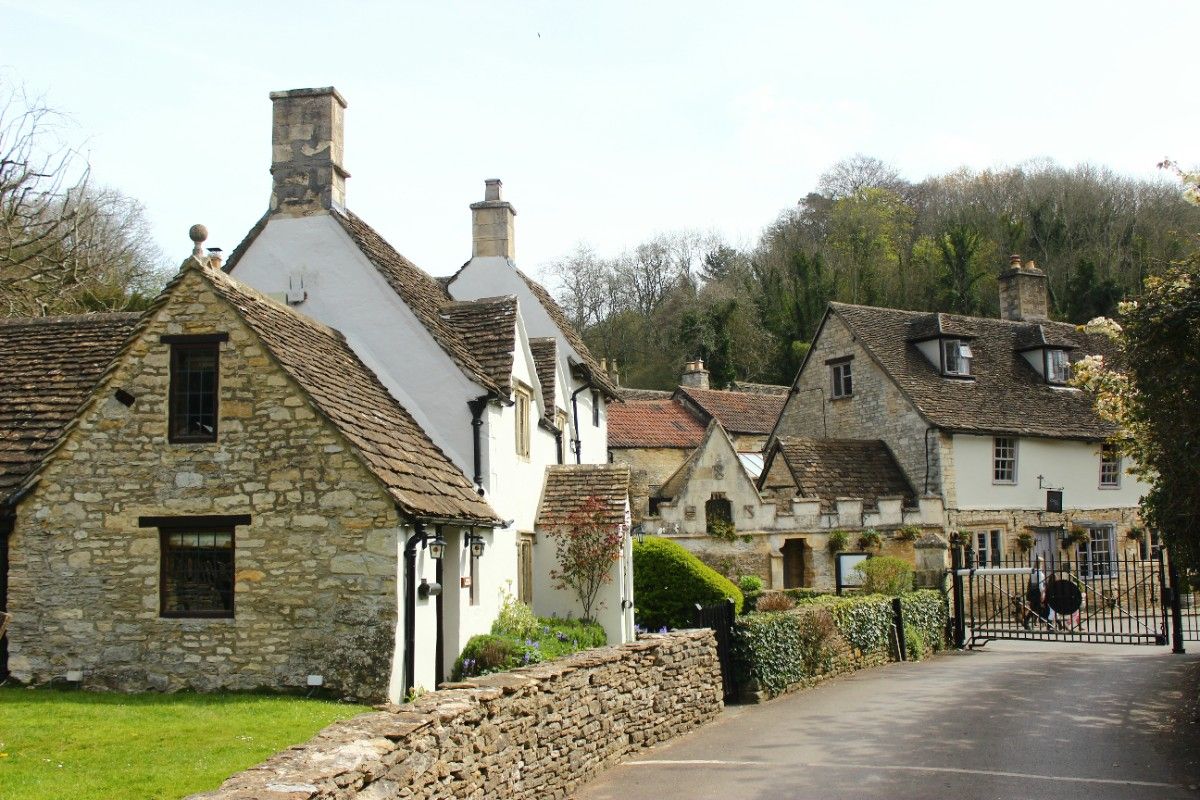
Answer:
269, 87, 349, 215
997, 253, 1049, 321
680, 359, 710, 390
470, 179, 516, 259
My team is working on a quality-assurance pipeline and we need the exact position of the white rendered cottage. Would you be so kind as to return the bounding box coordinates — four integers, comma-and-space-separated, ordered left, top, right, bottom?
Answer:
223, 87, 631, 644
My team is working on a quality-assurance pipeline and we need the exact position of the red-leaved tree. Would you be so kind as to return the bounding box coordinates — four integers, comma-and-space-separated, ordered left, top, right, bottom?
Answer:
547, 494, 625, 622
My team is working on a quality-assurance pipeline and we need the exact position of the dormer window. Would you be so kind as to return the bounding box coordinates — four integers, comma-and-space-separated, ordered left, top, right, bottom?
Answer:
1046, 349, 1071, 384
941, 339, 972, 376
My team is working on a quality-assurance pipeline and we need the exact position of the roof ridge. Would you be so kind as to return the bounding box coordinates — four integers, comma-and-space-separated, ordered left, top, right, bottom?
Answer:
0, 311, 142, 326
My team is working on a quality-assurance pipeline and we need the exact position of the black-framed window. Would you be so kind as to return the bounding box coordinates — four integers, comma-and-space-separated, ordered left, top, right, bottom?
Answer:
830, 360, 852, 398
974, 529, 1003, 567
160, 528, 235, 618
168, 337, 221, 442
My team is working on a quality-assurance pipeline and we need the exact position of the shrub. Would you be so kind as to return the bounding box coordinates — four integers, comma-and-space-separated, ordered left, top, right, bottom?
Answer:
452, 617, 607, 680
453, 634, 518, 679
755, 591, 796, 612
633, 537, 743, 630
783, 587, 828, 602
857, 529, 883, 551
854, 556, 913, 596
492, 588, 539, 639
827, 530, 849, 553
899, 589, 949, 653
738, 575, 764, 595
904, 622, 925, 661
734, 606, 852, 695
894, 525, 920, 542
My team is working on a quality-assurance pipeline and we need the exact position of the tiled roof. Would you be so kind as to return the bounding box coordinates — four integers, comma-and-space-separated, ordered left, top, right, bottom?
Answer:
331, 210, 502, 396
442, 296, 517, 398
676, 386, 787, 435
0, 313, 140, 501
768, 437, 915, 506
513, 269, 621, 399
608, 399, 707, 449
617, 387, 673, 401
829, 302, 1118, 440
201, 264, 500, 525
728, 381, 790, 396
536, 464, 630, 530
529, 337, 558, 421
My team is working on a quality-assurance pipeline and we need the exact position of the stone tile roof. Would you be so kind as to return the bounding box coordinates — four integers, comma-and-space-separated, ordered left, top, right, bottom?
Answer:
0, 313, 140, 502
536, 464, 630, 530
513, 269, 621, 399
727, 381, 790, 396
676, 386, 787, 435
769, 437, 915, 507
617, 387, 673, 401
442, 296, 518, 398
829, 302, 1118, 440
201, 264, 501, 525
529, 337, 558, 421
608, 399, 707, 449
331, 210, 502, 396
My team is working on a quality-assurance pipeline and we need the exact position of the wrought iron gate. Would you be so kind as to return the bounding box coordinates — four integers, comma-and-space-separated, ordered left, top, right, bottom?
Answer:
951, 546, 1169, 648
694, 598, 737, 703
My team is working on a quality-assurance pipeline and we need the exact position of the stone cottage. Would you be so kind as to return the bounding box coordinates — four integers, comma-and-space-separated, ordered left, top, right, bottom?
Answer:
0, 312, 142, 680
769, 255, 1150, 568
5, 247, 501, 702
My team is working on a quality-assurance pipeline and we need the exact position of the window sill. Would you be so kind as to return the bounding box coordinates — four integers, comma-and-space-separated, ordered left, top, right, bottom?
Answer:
830, 394, 853, 402
941, 373, 976, 381
160, 612, 234, 620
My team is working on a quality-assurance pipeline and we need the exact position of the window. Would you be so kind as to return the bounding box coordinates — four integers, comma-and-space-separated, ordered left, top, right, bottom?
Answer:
517, 533, 535, 605
591, 390, 601, 427
168, 337, 222, 442
161, 528, 235, 618
974, 529, 1004, 567
514, 384, 531, 458
993, 437, 1017, 483
830, 360, 853, 398
942, 339, 973, 376
1077, 525, 1115, 578
1047, 349, 1071, 384
1099, 443, 1121, 488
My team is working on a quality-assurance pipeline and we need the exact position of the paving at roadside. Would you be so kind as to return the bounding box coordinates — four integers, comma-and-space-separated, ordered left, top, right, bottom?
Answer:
573, 640, 1200, 800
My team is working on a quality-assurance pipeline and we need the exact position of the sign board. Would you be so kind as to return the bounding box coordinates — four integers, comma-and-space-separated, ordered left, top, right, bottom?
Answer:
835, 553, 870, 595
1046, 490, 1063, 513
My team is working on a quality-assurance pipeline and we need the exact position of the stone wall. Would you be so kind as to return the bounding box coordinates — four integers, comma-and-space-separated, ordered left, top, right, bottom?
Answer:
189, 630, 722, 800
610, 446, 690, 523
7, 270, 402, 700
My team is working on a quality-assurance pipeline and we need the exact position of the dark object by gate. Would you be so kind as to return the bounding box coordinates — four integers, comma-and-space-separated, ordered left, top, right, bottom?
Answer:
951, 547, 1168, 647
694, 599, 737, 703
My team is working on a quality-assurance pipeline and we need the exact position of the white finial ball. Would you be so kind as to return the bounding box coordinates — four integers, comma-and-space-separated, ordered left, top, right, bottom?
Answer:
189, 224, 208, 243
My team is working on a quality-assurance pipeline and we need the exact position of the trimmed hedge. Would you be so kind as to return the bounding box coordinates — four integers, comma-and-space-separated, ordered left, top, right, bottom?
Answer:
633, 537, 744, 630
734, 590, 948, 699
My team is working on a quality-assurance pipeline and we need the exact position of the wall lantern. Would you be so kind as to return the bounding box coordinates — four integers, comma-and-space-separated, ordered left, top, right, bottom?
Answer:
466, 531, 486, 559
427, 532, 447, 561
630, 524, 646, 545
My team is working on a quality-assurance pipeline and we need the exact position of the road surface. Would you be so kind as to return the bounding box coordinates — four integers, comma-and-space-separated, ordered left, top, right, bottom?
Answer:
574, 641, 1200, 799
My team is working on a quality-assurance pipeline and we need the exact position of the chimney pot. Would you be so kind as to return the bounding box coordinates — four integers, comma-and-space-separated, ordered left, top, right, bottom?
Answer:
1009, 253, 1022, 267
680, 359, 710, 390
484, 179, 502, 201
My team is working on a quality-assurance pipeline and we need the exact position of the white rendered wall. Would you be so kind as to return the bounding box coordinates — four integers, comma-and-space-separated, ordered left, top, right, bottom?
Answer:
950, 434, 1148, 511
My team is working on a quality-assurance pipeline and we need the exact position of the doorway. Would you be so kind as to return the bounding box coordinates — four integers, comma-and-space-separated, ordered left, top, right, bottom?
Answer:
782, 538, 806, 588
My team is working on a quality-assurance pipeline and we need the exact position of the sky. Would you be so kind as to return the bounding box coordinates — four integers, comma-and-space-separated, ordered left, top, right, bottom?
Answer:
2, 1, 1195, 279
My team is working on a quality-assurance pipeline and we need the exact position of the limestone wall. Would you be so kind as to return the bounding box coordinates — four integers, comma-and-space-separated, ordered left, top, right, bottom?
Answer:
189, 630, 722, 800
7, 270, 405, 700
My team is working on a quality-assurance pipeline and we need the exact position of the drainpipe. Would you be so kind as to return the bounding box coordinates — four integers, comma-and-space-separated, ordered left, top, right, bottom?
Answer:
554, 427, 564, 465
467, 396, 488, 495
924, 427, 938, 495
570, 381, 592, 465
402, 521, 428, 699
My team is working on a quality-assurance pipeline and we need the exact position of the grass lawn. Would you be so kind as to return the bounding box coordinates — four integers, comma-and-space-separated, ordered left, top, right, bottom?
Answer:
0, 686, 369, 799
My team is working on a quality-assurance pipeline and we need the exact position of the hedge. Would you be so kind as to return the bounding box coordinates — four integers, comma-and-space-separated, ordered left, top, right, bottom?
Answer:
734, 590, 948, 698
633, 537, 744, 630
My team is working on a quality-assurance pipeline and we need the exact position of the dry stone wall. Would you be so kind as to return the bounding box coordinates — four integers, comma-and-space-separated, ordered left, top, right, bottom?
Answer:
7, 270, 401, 700
190, 630, 722, 800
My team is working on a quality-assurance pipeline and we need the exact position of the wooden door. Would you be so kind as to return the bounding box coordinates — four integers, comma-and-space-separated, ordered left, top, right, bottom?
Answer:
782, 538, 806, 588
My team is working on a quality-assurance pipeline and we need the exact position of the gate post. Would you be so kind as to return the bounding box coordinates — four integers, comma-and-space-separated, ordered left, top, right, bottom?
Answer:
951, 543, 966, 648
892, 597, 907, 661
1169, 556, 1186, 654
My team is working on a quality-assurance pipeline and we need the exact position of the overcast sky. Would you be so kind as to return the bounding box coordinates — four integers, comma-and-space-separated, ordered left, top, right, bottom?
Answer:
2, 1, 1194, 278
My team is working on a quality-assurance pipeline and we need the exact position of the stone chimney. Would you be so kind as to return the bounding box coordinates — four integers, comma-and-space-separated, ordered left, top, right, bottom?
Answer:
470, 179, 516, 259
269, 87, 349, 215
680, 359, 710, 390
998, 253, 1049, 321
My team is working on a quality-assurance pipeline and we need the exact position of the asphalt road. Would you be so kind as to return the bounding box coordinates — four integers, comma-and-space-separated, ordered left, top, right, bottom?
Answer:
574, 641, 1200, 800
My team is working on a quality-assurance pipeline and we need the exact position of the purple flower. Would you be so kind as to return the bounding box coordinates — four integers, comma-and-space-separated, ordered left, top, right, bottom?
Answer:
658, 626, 668, 634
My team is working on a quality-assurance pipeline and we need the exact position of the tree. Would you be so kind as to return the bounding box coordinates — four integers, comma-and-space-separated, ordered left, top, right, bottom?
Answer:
934, 223, 993, 315
0, 80, 166, 316
547, 495, 626, 622
1073, 262, 1200, 571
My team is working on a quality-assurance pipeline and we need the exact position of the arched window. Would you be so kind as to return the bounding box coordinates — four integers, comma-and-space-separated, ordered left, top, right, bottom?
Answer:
705, 494, 734, 538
